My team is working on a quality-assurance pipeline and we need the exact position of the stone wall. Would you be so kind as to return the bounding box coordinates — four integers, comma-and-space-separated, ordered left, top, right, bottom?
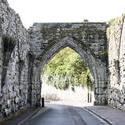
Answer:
0, 0, 30, 120
107, 15, 125, 111
1, 0, 125, 122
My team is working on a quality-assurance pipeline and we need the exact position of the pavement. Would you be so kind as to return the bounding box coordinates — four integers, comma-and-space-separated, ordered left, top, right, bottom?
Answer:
2, 107, 48, 125
84, 106, 125, 125
1, 104, 125, 125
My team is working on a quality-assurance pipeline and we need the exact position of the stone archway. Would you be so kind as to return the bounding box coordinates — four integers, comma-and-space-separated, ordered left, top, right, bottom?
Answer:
29, 23, 108, 106
40, 37, 106, 104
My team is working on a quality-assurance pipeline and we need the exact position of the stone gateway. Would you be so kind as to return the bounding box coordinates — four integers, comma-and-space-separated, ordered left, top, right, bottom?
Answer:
0, 0, 125, 121
29, 23, 108, 106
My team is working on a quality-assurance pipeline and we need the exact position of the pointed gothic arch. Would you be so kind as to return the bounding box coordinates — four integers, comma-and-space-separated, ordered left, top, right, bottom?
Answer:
28, 23, 108, 106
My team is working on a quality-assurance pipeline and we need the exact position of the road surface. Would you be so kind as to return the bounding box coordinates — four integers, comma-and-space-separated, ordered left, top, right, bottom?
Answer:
24, 104, 106, 125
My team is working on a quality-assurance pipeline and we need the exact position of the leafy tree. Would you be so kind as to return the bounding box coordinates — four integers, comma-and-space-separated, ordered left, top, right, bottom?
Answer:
42, 47, 93, 90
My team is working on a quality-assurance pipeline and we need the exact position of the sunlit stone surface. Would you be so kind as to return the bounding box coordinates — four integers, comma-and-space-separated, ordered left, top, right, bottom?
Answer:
0, 0, 125, 122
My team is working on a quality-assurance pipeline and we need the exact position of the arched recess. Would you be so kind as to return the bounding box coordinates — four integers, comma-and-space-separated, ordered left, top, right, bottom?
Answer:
31, 36, 108, 106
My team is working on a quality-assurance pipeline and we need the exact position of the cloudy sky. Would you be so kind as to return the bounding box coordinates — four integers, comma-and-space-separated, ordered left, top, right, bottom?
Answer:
8, 0, 125, 29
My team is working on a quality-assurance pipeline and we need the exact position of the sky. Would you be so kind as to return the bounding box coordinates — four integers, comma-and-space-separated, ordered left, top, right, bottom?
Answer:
7, 0, 125, 29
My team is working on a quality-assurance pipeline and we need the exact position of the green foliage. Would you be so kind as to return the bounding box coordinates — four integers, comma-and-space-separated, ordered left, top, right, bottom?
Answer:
1, 35, 16, 87
42, 47, 93, 90
2, 35, 16, 53
108, 17, 121, 26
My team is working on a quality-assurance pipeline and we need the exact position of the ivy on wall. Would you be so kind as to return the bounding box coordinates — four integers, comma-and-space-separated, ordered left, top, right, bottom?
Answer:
1, 35, 16, 87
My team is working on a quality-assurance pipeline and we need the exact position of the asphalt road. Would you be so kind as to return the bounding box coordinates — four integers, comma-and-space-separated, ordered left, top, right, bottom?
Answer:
24, 104, 106, 125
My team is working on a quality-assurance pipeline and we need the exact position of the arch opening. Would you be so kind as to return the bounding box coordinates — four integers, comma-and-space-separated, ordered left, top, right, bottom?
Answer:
38, 36, 99, 106
41, 47, 95, 106
30, 37, 108, 106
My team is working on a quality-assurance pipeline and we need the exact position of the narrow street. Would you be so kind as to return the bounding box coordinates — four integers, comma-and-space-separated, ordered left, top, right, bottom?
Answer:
23, 104, 106, 125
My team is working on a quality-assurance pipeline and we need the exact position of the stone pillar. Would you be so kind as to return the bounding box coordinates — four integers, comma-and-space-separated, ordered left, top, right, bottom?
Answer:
30, 62, 41, 107
94, 63, 108, 105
